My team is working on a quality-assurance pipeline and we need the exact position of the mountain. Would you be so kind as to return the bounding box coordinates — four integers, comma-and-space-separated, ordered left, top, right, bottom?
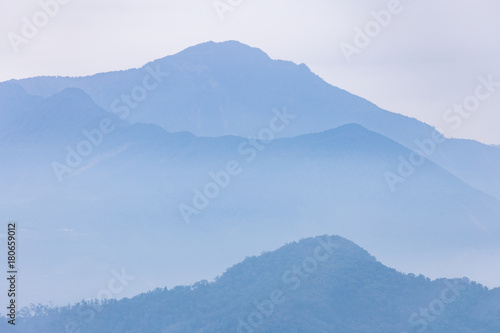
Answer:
5, 235, 500, 333
5, 41, 500, 200
0, 87, 499, 306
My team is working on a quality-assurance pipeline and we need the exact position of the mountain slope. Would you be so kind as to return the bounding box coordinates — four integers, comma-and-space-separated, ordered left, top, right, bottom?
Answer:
6, 40, 500, 199
0, 89, 499, 306
7, 235, 500, 333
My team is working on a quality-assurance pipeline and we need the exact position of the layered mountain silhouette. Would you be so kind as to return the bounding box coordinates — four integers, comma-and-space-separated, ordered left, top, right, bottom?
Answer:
6, 41, 500, 200
0, 84, 499, 307
0, 41, 499, 309
6, 236, 500, 333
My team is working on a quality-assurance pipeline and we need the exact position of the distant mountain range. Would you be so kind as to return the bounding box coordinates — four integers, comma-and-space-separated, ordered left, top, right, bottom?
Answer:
5, 235, 500, 333
0, 41, 499, 307
6, 41, 500, 200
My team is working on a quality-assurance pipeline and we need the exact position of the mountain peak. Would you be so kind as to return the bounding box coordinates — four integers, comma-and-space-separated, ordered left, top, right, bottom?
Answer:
0, 80, 29, 97
151, 40, 273, 70
216, 235, 377, 287
48, 87, 96, 103
177, 40, 270, 60
14, 234, 494, 333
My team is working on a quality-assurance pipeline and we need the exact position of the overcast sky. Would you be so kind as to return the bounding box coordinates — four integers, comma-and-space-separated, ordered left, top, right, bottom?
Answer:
1, 0, 499, 144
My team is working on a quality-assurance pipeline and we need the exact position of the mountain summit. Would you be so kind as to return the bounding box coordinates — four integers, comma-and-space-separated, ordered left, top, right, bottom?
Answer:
7, 41, 500, 199
10, 235, 500, 333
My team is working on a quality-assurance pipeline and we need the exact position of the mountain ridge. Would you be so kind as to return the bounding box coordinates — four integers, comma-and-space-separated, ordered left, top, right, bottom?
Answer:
1, 91, 499, 307
6, 234, 499, 333
3, 40, 500, 199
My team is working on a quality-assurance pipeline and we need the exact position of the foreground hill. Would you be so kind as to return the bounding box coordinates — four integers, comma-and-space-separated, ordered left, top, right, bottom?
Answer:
5, 235, 500, 333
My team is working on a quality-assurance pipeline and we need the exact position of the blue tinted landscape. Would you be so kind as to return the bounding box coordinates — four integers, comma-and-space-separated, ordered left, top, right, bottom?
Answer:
1, 2, 499, 332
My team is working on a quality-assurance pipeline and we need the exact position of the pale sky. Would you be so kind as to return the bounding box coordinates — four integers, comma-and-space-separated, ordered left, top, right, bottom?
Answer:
1, 0, 499, 144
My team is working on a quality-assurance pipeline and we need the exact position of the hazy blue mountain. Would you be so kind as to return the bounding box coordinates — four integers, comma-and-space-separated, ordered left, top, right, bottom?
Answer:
0, 88, 499, 306
5, 41, 500, 199
0, 81, 43, 136
4, 235, 500, 333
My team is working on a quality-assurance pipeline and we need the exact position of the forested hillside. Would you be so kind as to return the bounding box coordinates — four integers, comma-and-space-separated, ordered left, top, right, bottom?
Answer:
6, 235, 500, 333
